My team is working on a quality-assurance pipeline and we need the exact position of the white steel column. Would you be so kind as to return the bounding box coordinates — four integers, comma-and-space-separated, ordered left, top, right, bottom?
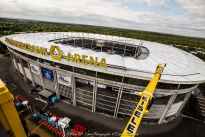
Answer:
176, 91, 192, 116
54, 69, 60, 98
72, 74, 76, 106
13, 55, 20, 75
158, 93, 177, 124
38, 65, 45, 89
177, 84, 180, 89
9, 52, 16, 72
113, 86, 123, 118
26, 59, 35, 87
19, 58, 27, 81
82, 32, 84, 48
92, 80, 97, 113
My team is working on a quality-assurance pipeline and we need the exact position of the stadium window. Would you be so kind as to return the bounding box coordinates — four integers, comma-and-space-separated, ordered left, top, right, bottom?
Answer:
39, 58, 53, 66
61, 64, 73, 71
74, 67, 96, 77
97, 72, 123, 82
173, 93, 186, 103
27, 54, 38, 61
123, 77, 149, 87
21, 59, 28, 68
53, 62, 61, 68
179, 84, 196, 89
21, 52, 27, 57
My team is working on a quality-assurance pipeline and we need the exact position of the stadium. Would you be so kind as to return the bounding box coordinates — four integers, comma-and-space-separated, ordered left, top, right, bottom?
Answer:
1, 32, 205, 124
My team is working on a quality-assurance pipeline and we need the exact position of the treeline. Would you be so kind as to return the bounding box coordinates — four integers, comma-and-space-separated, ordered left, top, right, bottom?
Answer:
199, 83, 205, 94
0, 18, 205, 61
0, 18, 205, 48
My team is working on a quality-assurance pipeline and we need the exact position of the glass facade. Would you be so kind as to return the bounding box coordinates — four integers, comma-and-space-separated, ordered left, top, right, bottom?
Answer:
96, 84, 119, 116
76, 78, 94, 111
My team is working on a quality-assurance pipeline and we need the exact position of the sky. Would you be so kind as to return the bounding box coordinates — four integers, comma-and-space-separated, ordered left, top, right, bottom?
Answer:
0, 0, 205, 38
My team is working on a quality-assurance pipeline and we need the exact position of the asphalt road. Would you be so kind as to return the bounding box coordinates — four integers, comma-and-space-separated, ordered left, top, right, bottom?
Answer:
0, 56, 205, 137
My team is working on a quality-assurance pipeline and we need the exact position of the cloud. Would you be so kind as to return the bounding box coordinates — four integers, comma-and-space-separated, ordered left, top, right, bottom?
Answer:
175, 0, 205, 18
0, 0, 205, 37
121, 0, 169, 9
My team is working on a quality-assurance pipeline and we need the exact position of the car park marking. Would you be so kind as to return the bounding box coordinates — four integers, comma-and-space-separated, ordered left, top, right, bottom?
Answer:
9, 83, 17, 91
28, 123, 43, 137
35, 97, 47, 103
42, 103, 48, 110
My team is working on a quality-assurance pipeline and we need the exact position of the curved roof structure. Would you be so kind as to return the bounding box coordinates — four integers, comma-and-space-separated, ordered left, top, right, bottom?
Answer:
1, 32, 205, 84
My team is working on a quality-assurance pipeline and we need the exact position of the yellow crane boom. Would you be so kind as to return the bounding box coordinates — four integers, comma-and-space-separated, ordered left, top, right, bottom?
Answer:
0, 79, 27, 137
121, 63, 166, 137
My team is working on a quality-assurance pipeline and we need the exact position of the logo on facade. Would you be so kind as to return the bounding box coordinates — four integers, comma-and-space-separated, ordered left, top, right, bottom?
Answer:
30, 63, 40, 75
59, 76, 70, 84
45, 71, 51, 80
41, 67, 54, 81
57, 71, 71, 86
31, 66, 38, 73
49, 45, 63, 60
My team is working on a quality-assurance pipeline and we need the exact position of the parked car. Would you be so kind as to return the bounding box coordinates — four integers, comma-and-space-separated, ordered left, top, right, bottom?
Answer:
71, 124, 87, 137
38, 90, 59, 103
29, 88, 40, 96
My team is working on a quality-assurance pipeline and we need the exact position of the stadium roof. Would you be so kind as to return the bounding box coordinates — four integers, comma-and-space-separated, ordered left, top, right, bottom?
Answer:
1, 32, 205, 84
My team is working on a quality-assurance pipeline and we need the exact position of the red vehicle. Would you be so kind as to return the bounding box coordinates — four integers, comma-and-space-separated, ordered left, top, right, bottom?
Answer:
14, 94, 27, 102
71, 124, 86, 137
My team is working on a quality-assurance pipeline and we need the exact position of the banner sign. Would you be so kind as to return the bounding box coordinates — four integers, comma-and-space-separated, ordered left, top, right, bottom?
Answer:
57, 71, 72, 86
41, 67, 54, 81
30, 62, 40, 75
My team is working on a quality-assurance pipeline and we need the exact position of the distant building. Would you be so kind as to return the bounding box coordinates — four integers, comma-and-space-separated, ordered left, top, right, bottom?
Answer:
14, 32, 26, 34
196, 51, 205, 55
175, 45, 188, 48
190, 51, 197, 54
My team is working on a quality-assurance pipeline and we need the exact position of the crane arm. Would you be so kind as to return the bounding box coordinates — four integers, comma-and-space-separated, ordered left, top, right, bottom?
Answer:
121, 63, 166, 137
0, 79, 27, 137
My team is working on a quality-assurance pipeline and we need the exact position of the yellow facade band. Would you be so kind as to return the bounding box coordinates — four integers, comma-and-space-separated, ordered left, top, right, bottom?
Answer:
5, 38, 107, 68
